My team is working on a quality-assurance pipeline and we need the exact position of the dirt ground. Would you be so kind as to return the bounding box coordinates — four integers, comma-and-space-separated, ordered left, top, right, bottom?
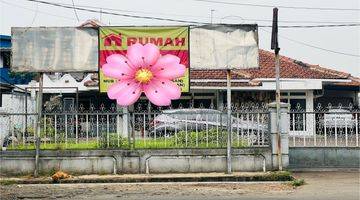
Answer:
1, 172, 359, 200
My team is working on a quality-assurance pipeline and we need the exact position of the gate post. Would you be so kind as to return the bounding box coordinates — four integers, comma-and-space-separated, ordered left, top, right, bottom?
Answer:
268, 102, 290, 170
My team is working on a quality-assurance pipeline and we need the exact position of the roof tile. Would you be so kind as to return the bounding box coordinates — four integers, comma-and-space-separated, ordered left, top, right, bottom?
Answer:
190, 49, 353, 80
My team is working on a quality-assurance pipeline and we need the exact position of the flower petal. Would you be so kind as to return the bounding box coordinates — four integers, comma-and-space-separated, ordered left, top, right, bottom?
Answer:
154, 64, 186, 79
143, 43, 160, 66
143, 82, 171, 106
106, 54, 128, 65
116, 86, 142, 107
107, 80, 138, 100
102, 63, 134, 79
127, 43, 145, 68
150, 79, 181, 100
151, 54, 180, 72
127, 43, 160, 68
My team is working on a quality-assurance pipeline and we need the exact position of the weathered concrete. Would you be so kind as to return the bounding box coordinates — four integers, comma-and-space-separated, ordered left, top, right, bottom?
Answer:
0, 172, 293, 184
2, 172, 357, 200
0, 148, 273, 176
268, 102, 290, 169
289, 147, 360, 169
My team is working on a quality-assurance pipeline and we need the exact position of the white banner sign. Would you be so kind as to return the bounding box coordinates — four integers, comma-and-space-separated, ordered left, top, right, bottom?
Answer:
11, 27, 98, 72
190, 24, 259, 70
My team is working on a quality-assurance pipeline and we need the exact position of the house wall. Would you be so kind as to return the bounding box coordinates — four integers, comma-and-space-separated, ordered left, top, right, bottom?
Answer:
0, 93, 36, 147
1, 93, 36, 113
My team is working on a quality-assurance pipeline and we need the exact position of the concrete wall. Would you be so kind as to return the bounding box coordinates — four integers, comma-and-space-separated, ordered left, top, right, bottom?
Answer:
289, 147, 360, 169
0, 94, 36, 147
0, 148, 273, 175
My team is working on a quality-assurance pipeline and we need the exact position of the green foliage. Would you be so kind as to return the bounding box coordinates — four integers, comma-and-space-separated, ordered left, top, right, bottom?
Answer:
0, 180, 17, 185
292, 178, 305, 187
262, 171, 294, 181
99, 133, 127, 149
22, 117, 56, 138
175, 129, 228, 147
7, 129, 249, 150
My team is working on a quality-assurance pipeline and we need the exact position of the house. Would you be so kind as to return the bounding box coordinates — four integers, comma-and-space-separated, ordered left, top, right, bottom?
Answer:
2, 30, 359, 113
0, 35, 35, 113
189, 50, 359, 112
2, 32, 359, 137
21, 49, 359, 114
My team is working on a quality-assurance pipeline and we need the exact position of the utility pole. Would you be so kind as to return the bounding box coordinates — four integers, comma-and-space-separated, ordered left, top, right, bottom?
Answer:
226, 69, 232, 174
271, 7, 283, 171
34, 72, 44, 177
210, 9, 215, 24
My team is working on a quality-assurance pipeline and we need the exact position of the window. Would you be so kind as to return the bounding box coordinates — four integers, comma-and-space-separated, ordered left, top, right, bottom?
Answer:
289, 99, 306, 131
63, 97, 75, 112
289, 92, 306, 96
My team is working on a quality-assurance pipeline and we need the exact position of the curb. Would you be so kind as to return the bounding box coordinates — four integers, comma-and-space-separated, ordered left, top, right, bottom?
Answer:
0, 172, 294, 185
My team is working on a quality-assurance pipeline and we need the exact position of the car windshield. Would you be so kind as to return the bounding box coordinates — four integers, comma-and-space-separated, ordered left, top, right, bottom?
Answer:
161, 109, 222, 121
160, 109, 251, 123
162, 109, 221, 114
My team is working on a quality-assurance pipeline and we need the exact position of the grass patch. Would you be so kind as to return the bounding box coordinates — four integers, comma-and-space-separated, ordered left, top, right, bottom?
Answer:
291, 178, 305, 187
7, 140, 100, 150
0, 180, 17, 185
261, 171, 294, 181
7, 130, 249, 150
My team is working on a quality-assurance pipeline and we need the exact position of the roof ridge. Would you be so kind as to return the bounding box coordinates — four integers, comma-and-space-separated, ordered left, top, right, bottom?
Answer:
308, 65, 350, 78
260, 49, 351, 79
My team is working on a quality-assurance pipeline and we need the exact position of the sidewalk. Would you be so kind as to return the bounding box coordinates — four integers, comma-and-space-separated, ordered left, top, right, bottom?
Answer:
0, 171, 293, 184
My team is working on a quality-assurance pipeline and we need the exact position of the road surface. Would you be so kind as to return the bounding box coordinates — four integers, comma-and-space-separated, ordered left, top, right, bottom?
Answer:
1, 172, 359, 200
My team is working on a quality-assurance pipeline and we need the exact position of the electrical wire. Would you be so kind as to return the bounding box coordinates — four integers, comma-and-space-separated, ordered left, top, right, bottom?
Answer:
3, 0, 359, 57
71, 0, 80, 22
190, 0, 360, 11
24, 0, 207, 24
260, 27, 360, 57
20, 0, 360, 28
29, 2, 39, 26
260, 24, 360, 28
0, 0, 77, 21
24, 0, 358, 24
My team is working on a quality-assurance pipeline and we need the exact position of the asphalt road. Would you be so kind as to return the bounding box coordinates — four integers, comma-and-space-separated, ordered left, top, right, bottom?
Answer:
1, 172, 359, 200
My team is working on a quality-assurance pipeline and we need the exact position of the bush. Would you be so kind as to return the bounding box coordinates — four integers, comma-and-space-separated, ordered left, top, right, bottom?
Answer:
292, 179, 305, 187
174, 129, 228, 147
99, 133, 126, 148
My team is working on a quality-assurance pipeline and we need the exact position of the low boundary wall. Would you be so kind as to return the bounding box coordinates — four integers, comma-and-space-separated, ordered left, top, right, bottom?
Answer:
0, 148, 273, 175
289, 147, 360, 169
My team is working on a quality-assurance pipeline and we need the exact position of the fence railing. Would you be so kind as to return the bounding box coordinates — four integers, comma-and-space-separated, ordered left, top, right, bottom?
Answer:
288, 104, 359, 147
0, 107, 270, 150
2, 101, 359, 149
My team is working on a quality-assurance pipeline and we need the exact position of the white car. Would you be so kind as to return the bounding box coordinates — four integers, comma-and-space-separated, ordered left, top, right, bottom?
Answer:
321, 109, 357, 128
149, 109, 268, 133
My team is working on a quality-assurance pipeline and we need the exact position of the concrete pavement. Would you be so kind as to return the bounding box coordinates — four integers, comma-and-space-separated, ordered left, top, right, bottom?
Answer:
1, 172, 359, 200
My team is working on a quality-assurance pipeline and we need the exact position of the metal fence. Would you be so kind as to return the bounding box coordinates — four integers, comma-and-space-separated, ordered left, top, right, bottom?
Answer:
0, 103, 270, 150
289, 103, 359, 147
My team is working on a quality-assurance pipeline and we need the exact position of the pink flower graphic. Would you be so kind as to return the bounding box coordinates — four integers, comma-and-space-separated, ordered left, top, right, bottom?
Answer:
102, 43, 186, 106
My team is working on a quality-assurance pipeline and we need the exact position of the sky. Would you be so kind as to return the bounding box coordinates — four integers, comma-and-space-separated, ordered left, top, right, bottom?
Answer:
1, 0, 359, 76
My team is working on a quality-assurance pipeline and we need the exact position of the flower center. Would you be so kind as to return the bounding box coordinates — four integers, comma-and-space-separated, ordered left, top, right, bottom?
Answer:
135, 68, 153, 83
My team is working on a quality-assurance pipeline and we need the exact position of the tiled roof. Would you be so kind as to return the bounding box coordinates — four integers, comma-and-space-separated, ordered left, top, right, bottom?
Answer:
334, 76, 360, 87
191, 81, 261, 87
190, 49, 352, 80
83, 49, 359, 88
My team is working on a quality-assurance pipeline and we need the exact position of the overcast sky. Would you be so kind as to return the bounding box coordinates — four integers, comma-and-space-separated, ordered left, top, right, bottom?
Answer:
1, 0, 359, 76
